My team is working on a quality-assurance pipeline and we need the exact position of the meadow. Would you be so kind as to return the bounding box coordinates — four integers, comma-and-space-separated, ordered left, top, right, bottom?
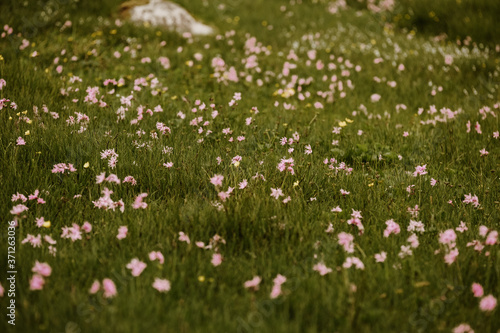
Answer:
0, 0, 499, 332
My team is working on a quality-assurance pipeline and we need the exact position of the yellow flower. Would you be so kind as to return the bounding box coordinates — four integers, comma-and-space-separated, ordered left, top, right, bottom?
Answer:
25, 130, 30, 135
42, 220, 51, 228
281, 87, 295, 98
198, 276, 205, 282
338, 121, 347, 127
233, 161, 240, 168
83, 162, 90, 168
345, 118, 353, 123
293, 181, 299, 187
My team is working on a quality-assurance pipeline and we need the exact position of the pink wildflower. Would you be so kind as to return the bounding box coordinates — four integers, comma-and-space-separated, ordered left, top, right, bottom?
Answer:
29, 275, 45, 290
152, 278, 171, 292
32, 261, 52, 277
472, 283, 484, 298
211, 253, 223, 266
383, 220, 400, 237
126, 258, 147, 277
116, 226, 128, 240
479, 295, 497, 312
102, 278, 117, 298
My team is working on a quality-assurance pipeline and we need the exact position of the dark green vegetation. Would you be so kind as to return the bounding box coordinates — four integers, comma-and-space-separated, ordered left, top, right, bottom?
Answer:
0, 0, 499, 332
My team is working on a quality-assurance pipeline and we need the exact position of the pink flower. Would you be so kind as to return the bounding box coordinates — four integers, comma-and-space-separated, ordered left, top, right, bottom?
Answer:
122, 176, 137, 185
479, 148, 488, 157
178, 232, 190, 244
472, 283, 484, 298
89, 280, 100, 294
456, 221, 468, 233
277, 157, 295, 174
343, 257, 365, 270
444, 248, 459, 265
116, 226, 128, 240
370, 94, 381, 102
270, 284, 283, 299
11, 192, 27, 202
413, 164, 427, 177
270, 274, 287, 299
331, 206, 342, 213
211, 253, 222, 267
82, 221, 92, 233
479, 225, 489, 237
406, 220, 425, 233
430, 178, 437, 186
407, 234, 419, 248
338, 232, 354, 253
149, 251, 165, 264
105, 174, 121, 184
479, 295, 497, 312
398, 245, 413, 258
22, 234, 42, 247
10, 204, 28, 215
313, 263, 332, 276
210, 174, 224, 187
270, 188, 284, 200
218, 191, 231, 202
238, 179, 248, 189
32, 261, 52, 277
126, 258, 147, 277
340, 189, 350, 196
152, 278, 171, 292
383, 220, 400, 237
35, 217, 45, 228
132, 193, 148, 209
485, 231, 498, 245
29, 274, 45, 290
102, 278, 117, 298
61, 224, 82, 242
453, 323, 474, 333
44, 235, 56, 245
439, 229, 457, 245
463, 193, 479, 208
244, 276, 262, 290
374, 252, 387, 263
475, 122, 482, 134
16, 137, 26, 145
0, 282, 4, 297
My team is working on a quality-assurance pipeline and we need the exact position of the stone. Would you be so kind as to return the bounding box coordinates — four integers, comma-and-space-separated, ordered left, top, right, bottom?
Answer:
120, 0, 214, 36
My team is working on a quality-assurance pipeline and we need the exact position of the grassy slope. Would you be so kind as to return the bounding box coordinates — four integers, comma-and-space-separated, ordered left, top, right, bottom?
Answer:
0, 0, 499, 332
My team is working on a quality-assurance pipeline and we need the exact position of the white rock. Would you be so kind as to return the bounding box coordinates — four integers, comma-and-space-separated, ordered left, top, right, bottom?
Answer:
124, 0, 214, 36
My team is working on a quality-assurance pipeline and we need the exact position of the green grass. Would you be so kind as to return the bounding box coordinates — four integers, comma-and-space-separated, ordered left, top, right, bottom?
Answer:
0, 0, 499, 332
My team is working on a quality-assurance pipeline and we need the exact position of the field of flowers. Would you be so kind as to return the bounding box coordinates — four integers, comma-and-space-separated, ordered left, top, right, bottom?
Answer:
1, 0, 499, 332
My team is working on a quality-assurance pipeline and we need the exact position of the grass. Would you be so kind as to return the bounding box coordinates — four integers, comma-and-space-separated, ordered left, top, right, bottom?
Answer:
0, 0, 499, 332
